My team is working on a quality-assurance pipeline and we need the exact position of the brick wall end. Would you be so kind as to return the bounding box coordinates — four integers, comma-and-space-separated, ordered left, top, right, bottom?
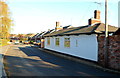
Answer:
98, 35, 120, 70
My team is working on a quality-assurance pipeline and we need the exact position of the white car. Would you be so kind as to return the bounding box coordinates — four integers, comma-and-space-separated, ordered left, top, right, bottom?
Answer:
14, 40, 19, 44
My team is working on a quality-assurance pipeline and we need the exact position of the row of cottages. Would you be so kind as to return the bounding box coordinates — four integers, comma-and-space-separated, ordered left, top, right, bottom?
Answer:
43, 10, 118, 61
31, 33, 40, 42
31, 24, 72, 47
31, 29, 55, 47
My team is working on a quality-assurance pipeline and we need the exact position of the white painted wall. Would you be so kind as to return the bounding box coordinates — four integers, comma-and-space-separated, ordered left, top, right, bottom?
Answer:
44, 34, 98, 61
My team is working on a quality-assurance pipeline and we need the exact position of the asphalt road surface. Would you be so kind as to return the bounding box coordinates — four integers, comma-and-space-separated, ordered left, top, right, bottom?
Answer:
3, 44, 120, 77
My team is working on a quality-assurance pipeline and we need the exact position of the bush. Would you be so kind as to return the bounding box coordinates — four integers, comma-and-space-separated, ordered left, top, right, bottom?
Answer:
0, 39, 9, 46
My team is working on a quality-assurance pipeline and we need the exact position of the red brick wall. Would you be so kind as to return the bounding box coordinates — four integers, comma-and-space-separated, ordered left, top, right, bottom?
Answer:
98, 35, 120, 70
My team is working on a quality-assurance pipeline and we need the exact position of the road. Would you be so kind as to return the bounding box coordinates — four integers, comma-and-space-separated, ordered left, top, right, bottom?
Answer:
3, 44, 120, 77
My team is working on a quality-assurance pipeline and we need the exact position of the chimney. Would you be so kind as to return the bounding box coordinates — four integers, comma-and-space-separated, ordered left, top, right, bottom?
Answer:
56, 21, 60, 27
88, 10, 101, 25
94, 10, 100, 19
55, 21, 63, 31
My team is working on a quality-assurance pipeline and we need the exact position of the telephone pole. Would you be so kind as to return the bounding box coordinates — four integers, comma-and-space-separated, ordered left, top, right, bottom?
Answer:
104, 0, 108, 67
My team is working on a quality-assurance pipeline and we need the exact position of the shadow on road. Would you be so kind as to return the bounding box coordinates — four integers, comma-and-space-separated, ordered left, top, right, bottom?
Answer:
4, 55, 91, 76
3, 46, 120, 76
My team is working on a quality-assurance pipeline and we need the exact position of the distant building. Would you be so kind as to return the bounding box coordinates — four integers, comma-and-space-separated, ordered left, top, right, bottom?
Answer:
31, 33, 40, 42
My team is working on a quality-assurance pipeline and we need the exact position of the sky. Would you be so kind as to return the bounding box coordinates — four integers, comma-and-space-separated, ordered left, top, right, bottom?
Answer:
6, 0, 119, 34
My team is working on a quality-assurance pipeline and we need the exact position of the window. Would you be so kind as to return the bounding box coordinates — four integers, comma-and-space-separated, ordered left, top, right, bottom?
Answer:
64, 38, 70, 47
55, 38, 59, 46
47, 38, 50, 45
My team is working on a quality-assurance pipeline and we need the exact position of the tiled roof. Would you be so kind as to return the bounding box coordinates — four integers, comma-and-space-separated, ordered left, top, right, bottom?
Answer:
32, 33, 40, 39
44, 23, 118, 37
44, 26, 88, 37
65, 23, 118, 35
36, 29, 55, 38
37, 32, 46, 37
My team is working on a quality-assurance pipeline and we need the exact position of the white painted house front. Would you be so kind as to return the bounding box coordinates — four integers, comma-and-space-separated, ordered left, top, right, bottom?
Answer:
43, 10, 118, 62
44, 34, 98, 61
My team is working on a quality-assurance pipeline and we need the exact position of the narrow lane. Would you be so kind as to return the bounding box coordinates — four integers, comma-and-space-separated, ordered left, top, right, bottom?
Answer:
3, 44, 120, 77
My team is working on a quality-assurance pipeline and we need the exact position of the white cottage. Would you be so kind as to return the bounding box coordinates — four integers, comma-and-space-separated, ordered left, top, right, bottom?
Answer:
44, 10, 118, 61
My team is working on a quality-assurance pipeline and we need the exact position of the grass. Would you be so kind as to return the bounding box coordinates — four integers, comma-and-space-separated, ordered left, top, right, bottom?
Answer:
0, 39, 9, 47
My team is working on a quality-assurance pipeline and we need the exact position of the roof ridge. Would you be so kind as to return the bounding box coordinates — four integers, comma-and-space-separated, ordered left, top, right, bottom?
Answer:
91, 23, 101, 33
57, 26, 88, 36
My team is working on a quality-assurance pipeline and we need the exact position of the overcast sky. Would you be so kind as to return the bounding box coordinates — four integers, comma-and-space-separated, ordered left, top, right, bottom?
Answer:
7, 0, 119, 34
